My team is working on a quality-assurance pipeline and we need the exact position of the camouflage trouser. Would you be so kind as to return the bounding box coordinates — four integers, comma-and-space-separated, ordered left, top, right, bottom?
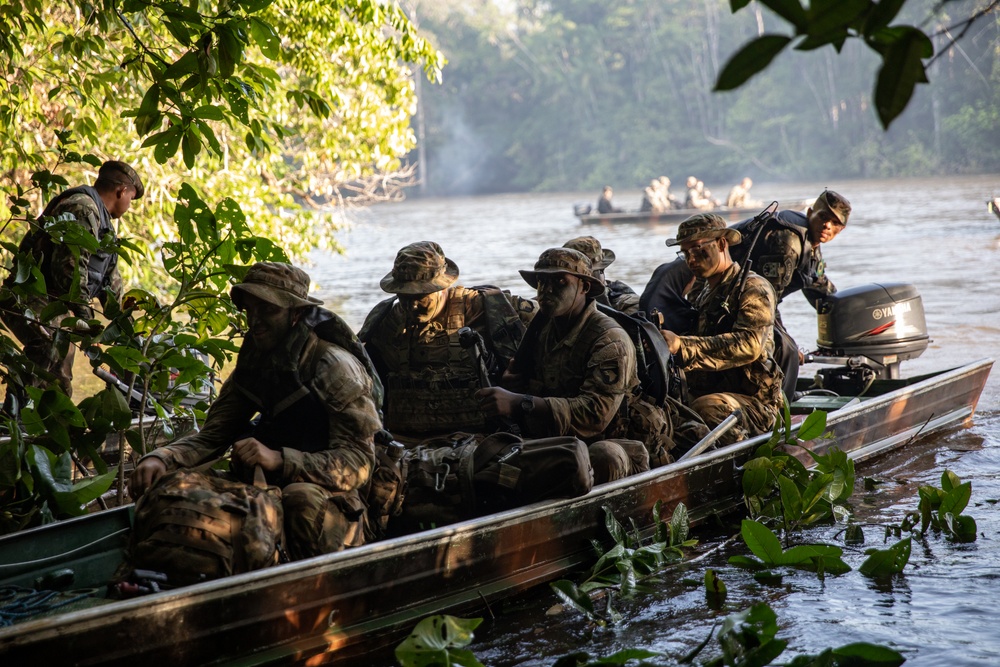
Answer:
589, 439, 650, 485
689, 393, 776, 446
281, 483, 366, 560
1, 309, 75, 397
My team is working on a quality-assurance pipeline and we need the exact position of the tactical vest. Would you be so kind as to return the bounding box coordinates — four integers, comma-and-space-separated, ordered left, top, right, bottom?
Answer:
685, 271, 782, 405
729, 210, 820, 302
30, 186, 118, 299
360, 286, 524, 437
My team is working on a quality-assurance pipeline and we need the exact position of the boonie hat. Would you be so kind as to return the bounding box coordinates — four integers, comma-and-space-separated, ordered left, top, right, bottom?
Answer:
665, 213, 742, 247
519, 248, 605, 296
380, 241, 460, 295
811, 190, 852, 225
230, 262, 322, 309
98, 160, 144, 199
563, 236, 616, 270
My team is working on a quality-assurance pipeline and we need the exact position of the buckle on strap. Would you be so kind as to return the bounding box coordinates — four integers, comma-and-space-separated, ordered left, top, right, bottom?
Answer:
434, 463, 451, 491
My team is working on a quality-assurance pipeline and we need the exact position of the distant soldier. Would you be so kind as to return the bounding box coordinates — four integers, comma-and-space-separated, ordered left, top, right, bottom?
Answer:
659, 176, 681, 209
359, 241, 532, 443
597, 185, 622, 214
685, 176, 713, 210
477, 248, 655, 482
726, 177, 754, 208
728, 190, 852, 400
660, 214, 783, 446
1, 160, 143, 398
563, 236, 640, 315
640, 185, 658, 213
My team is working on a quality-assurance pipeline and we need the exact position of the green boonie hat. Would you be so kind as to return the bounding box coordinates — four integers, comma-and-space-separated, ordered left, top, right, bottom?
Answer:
563, 236, 616, 270
519, 247, 605, 296
665, 213, 742, 247
811, 189, 852, 225
98, 160, 144, 199
380, 241, 460, 295
230, 262, 322, 309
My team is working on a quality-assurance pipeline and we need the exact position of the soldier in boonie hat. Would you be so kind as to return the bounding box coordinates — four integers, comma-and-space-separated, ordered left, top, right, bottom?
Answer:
519, 247, 605, 297
563, 236, 616, 270
380, 241, 460, 295
97, 160, 144, 199
231, 261, 323, 310
810, 189, 851, 225
665, 213, 742, 247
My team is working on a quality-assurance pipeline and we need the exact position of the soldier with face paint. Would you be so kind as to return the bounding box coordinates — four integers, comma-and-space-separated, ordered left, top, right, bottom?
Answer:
130, 262, 381, 559
477, 248, 651, 484
660, 214, 783, 447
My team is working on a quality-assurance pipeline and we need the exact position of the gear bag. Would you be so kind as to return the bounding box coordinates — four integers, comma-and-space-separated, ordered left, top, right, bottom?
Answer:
126, 465, 284, 587
393, 432, 593, 533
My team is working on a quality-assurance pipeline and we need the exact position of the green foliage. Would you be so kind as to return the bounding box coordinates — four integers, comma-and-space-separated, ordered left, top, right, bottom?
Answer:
394, 615, 484, 667
729, 519, 851, 577
550, 501, 697, 625
859, 537, 911, 578
897, 469, 978, 542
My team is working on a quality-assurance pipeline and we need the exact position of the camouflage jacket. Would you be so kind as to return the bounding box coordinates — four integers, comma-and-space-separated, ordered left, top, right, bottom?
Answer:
13, 186, 122, 319
508, 301, 638, 441
143, 329, 379, 492
600, 279, 640, 316
676, 263, 781, 403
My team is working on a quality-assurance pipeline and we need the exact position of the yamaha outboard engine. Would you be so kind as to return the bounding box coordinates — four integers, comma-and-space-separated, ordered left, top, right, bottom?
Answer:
805, 283, 929, 392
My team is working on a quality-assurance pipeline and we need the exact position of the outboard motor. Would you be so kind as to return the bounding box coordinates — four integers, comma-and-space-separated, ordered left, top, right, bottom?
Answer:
805, 283, 929, 391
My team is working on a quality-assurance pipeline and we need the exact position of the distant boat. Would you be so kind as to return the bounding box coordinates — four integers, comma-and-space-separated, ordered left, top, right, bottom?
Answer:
574, 200, 812, 225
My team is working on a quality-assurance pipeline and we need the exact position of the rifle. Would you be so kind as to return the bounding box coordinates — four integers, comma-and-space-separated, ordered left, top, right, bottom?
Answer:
458, 326, 521, 436
716, 200, 779, 326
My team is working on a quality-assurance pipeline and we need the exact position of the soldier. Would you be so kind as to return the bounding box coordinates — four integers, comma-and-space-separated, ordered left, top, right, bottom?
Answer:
684, 176, 713, 210
660, 214, 783, 446
726, 177, 754, 208
1, 160, 143, 398
597, 185, 622, 214
476, 248, 655, 483
130, 262, 381, 559
562, 236, 639, 315
359, 241, 531, 443
728, 190, 852, 400
639, 257, 700, 335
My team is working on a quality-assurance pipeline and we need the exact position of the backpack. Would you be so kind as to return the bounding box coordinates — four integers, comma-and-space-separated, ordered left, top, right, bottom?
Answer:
125, 466, 284, 588
391, 432, 592, 534
595, 303, 675, 405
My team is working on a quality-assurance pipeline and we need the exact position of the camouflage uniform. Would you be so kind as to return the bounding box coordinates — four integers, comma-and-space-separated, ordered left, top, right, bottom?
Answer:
562, 236, 639, 315
664, 215, 783, 445
359, 242, 531, 442
510, 248, 651, 482
139, 263, 380, 559
2, 162, 141, 396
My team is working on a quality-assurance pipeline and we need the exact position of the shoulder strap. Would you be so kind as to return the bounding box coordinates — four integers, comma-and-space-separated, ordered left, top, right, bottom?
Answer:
470, 284, 526, 362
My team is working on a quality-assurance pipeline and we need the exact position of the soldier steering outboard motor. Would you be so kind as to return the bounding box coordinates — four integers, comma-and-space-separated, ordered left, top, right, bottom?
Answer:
804, 283, 930, 394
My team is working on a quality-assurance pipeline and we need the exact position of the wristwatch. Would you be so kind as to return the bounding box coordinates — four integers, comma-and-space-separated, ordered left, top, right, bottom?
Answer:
520, 394, 534, 416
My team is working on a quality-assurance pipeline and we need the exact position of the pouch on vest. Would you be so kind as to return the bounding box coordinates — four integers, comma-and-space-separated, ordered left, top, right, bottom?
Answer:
125, 466, 284, 588
363, 433, 409, 541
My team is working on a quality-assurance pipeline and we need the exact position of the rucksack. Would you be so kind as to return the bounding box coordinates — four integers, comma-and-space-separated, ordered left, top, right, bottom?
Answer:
391, 432, 592, 534
125, 466, 284, 588
595, 303, 675, 405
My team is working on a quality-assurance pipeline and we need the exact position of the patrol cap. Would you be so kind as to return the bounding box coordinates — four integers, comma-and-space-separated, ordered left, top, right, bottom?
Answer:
230, 262, 322, 310
519, 248, 605, 296
811, 189, 851, 225
98, 160, 144, 199
665, 213, 742, 247
563, 236, 616, 270
380, 241, 459, 295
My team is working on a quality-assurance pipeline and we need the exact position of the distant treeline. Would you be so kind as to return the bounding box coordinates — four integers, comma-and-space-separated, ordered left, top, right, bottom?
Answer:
409, 0, 1000, 196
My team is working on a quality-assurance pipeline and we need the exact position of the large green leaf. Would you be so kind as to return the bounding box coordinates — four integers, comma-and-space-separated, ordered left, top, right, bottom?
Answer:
859, 537, 911, 577
394, 615, 484, 667
715, 35, 793, 91
874, 27, 932, 128
741, 519, 784, 565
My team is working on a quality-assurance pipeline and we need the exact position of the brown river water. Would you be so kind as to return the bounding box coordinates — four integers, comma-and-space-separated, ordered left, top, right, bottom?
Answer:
311, 174, 1000, 667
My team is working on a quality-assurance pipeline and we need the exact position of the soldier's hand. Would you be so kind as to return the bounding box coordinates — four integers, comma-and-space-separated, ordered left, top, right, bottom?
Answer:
232, 437, 283, 472
476, 387, 519, 418
661, 329, 681, 355
130, 457, 167, 500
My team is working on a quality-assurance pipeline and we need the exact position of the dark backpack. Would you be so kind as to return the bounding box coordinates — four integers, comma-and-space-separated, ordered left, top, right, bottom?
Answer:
595, 303, 675, 405
391, 432, 592, 534
126, 466, 284, 588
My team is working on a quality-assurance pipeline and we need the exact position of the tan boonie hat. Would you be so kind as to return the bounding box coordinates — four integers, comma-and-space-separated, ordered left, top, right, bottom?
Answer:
666, 213, 742, 247
380, 241, 460, 295
811, 189, 852, 225
230, 262, 322, 309
98, 160, 144, 199
519, 248, 605, 296
563, 236, 616, 270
